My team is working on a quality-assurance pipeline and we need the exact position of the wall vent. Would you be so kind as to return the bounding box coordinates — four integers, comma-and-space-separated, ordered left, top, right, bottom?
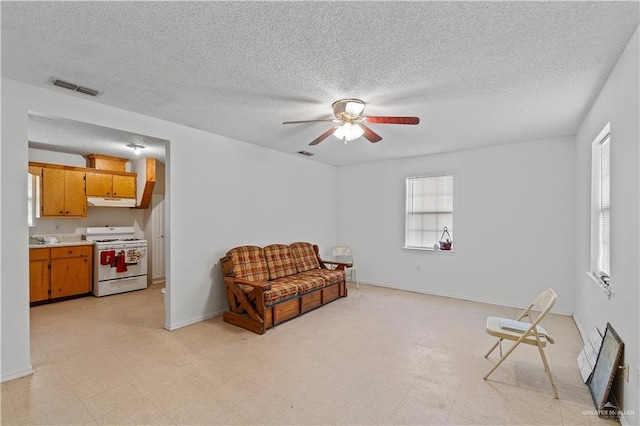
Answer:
50, 77, 100, 96
297, 151, 314, 156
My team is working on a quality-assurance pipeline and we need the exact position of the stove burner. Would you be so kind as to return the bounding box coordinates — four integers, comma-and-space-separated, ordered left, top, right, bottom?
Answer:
121, 238, 140, 241
94, 239, 118, 243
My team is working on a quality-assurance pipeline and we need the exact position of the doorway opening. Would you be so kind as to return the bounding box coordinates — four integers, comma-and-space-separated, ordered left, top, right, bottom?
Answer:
26, 112, 170, 348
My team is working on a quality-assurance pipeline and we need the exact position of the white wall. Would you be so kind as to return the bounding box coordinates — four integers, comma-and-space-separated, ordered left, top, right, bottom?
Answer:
338, 136, 576, 313
1, 79, 33, 382
574, 27, 639, 424
28, 148, 86, 167
1, 78, 338, 381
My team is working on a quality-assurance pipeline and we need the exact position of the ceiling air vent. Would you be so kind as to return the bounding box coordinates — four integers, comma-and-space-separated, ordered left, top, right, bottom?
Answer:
51, 77, 100, 97
297, 151, 314, 156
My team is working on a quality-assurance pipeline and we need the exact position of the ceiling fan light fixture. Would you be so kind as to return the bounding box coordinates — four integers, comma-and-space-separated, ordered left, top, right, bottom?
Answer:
126, 142, 145, 154
332, 98, 365, 120
284, 98, 418, 146
334, 122, 364, 142
344, 100, 365, 118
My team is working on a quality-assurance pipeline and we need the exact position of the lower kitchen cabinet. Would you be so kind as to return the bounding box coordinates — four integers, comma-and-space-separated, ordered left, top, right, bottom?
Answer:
29, 245, 93, 304
29, 248, 50, 303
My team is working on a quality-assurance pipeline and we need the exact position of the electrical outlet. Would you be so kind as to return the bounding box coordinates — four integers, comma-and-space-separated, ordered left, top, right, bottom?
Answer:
55, 224, 60, 230
416, 265, 421, 272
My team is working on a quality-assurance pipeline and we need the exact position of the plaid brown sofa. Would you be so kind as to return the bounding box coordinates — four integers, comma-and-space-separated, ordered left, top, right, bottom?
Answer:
219, 242, 349, 334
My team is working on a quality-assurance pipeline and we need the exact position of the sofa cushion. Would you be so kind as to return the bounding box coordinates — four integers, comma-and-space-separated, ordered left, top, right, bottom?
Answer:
292, 275, 325, 294
264, 277, 300, 306
228, 246, 269, 282
290, 242, 321, 272
299, 269, 345, 286
264, 244, 298, 280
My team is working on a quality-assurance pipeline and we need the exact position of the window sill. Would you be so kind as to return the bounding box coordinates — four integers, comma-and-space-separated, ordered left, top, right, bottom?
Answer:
403, 247, 456, 254
586, 271, 614, 299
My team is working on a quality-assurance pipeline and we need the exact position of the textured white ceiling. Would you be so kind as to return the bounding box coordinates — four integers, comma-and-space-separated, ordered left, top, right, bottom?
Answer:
28, 113, 167, 161
2, 2, 638, 166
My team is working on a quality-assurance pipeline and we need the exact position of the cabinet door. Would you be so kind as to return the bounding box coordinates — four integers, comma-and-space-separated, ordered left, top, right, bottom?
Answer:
112, 175, 136, 198
41, 169, 86, 217
85, 172, 113, 196
41, 168, 66, 216
29, 248, 50, 303
50, 246, 92, 299
64, 170, 86, 217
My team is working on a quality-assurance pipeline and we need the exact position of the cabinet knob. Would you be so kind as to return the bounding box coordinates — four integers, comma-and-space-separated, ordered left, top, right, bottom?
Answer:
59, 211, 64, 214
69, 250, 73, 254
65, 211, 69, 214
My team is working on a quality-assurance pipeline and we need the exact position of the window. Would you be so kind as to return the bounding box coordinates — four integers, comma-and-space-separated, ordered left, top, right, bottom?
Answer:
590, 124, 610, 287
27, 172, 40, 227
405, 175, 453, 250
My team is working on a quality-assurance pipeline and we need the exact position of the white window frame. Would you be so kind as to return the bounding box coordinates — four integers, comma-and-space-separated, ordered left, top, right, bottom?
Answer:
27, 172, 40, 227
404, 174, 453, 251
589, 123, 611, 296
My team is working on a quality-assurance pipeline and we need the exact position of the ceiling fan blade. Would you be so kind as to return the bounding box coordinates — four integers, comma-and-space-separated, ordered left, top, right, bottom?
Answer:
309, 126, 339, 146
283, 119, 336, 125
363, 116, 420, 125
360, 124, 383, 143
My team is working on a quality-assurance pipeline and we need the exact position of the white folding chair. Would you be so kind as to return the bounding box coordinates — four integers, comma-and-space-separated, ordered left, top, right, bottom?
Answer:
332, 246, 359, 289
484, 288, 559, 399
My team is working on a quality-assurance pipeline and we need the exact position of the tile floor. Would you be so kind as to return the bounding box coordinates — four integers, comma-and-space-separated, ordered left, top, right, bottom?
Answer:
1, 283, 619, 425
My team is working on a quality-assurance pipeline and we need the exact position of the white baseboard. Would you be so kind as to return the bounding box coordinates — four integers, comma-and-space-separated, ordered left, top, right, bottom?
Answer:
164, 308, 225, 331
357, 280, 573, 316
1, 367, 34, 383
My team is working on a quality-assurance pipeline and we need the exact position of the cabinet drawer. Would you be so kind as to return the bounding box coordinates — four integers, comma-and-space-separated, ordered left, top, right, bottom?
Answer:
51, 245, 92, 259
29, 247, 50, 261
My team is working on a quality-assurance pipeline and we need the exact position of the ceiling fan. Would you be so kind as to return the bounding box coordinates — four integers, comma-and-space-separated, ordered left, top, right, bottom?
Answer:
283, 98, 420, 146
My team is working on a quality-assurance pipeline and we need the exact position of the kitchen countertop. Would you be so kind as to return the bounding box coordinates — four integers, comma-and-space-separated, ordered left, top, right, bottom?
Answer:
29, 233, 93, 248
29, 241, 94, 248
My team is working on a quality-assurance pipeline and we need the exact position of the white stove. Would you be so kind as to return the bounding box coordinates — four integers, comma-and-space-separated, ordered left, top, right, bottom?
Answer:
86, 227, 147, 296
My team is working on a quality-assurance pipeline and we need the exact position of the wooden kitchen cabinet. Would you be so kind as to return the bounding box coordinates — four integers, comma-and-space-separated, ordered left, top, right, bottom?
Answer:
86, 171, 136, 198
29, 248, 50, 303
41, 167, 86, 217
50, 246, 93, 299
29, 245, 92, 304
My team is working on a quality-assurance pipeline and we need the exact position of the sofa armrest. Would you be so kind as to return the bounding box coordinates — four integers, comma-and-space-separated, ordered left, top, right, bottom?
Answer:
231, 278, 272, 290
321, 260, 352, 270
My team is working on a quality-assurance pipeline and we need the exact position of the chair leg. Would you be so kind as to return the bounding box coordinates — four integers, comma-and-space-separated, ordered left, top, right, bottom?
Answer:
354, 269, 359, 289
536, 343, 559, 399
484, 338, 503, 358
484, 339, 523, 380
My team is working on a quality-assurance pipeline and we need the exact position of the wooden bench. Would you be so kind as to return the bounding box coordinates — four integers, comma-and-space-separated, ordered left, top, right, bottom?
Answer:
219, 242, 348, 334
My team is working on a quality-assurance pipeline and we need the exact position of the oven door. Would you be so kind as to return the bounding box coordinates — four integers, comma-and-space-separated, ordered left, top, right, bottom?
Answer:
96, 246, 147, 281
93, 275, 147, 297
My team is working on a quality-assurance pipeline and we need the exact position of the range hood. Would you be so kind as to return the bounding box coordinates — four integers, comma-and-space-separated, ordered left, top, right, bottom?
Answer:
87, 197, 137, 208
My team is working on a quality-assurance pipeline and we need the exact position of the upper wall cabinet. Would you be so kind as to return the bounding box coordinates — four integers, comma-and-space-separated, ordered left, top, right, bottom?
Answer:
31, 161, 139, 216
86, 172, 136, 198
41, 167, 86, 217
